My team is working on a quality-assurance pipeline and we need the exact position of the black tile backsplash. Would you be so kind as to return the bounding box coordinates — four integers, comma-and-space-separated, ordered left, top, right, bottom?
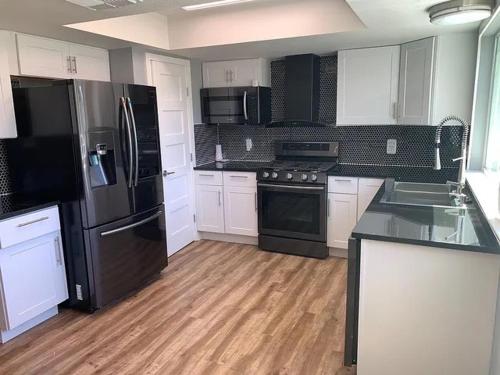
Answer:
0, 140, 12, 195
194, 124, 463, 171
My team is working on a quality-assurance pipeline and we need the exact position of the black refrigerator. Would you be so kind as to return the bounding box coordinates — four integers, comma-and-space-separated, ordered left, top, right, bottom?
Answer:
8, 79, 168, 312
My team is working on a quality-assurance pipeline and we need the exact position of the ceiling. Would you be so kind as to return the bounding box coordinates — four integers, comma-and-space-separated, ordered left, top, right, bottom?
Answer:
0, 0, 482, 60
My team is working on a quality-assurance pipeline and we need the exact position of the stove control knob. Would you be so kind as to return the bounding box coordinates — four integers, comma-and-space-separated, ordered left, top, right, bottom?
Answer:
272, 172, 278, 179
262, 171, 270, 178
286, 173, 293, 180
311, 174, 318, 182
301, 174, 308, 181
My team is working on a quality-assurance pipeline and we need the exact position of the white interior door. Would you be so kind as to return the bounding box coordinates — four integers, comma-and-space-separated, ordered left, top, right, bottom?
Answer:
147, 56, 196, 256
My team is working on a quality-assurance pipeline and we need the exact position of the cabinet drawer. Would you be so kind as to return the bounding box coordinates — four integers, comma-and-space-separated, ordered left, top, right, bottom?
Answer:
195, 171, 223, 186
0, 206, 60, 249
223, 172, 257, 187
329, 177, 359, 195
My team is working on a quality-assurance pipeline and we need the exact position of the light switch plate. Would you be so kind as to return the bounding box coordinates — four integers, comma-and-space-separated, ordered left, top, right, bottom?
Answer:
387, 139, 397, 154
246, 138, 253, 152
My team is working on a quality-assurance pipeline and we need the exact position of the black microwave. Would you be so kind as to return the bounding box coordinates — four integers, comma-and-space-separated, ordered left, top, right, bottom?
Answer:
201, 86, 271, 125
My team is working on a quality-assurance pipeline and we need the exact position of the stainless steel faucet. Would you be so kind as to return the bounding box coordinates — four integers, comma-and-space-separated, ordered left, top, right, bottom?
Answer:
433, 115, 469, 204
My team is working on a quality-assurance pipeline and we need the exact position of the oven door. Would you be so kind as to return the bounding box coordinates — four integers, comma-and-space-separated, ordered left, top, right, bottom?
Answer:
258, 182, 327, 242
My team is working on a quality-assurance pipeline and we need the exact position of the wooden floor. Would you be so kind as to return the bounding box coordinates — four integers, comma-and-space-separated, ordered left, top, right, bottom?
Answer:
0, 240, 348, 375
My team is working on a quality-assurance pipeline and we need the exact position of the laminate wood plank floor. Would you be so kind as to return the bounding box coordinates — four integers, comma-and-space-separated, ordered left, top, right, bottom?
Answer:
0, 240, 348, 375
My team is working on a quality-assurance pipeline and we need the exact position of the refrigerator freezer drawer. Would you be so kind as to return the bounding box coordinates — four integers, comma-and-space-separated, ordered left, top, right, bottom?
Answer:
86, 205, 168, 309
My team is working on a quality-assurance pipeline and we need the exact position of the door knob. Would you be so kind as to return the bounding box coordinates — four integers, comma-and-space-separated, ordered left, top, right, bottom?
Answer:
163, 170, 175, 177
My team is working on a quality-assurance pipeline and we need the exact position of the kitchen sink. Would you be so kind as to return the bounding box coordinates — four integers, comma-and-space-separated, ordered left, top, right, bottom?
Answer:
380, 181, 466, 208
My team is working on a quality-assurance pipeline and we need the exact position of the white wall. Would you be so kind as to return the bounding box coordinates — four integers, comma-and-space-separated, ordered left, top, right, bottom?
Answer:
432, 32, 478, 125
492, 274, 500, 375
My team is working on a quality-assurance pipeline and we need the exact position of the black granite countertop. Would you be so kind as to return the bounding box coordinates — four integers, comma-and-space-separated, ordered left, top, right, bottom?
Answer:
195, 162, 459, 184
351, 185, 500, 254
0, 194, 59, 221
194, 161, 272, 172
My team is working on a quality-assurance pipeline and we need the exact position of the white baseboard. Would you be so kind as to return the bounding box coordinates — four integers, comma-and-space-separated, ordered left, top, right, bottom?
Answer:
329, 247, 348, 258
0, 306, 58, 344
198, 232, 258, 245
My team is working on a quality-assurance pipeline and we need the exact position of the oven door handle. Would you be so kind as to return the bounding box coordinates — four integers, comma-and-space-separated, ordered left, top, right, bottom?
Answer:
258, 183, 325, 191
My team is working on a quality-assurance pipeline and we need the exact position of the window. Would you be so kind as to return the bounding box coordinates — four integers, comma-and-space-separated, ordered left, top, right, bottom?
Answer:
485, 36, 500, 173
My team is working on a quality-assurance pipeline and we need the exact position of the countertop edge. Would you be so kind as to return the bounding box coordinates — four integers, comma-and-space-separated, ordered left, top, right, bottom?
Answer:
0, 201, 59, 222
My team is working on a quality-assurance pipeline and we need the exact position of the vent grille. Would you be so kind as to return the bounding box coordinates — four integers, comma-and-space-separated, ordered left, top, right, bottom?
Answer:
66, 0, 143, 10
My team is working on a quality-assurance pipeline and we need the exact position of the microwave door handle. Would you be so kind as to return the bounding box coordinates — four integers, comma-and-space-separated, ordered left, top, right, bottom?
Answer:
243, 91, 248, 121
126, 97, 139, 187
120, 97, 133, 188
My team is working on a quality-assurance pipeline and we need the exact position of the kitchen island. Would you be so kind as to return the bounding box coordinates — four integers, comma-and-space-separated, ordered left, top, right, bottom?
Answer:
345, 183, 500, 375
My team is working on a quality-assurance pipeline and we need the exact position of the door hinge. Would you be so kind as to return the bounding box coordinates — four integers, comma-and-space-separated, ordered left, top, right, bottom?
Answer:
193, 214, 196, 223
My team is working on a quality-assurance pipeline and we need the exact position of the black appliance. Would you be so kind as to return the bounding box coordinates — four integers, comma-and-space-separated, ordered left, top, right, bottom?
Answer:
257, 141, 339, 259
285, 54, 320, 123
7, 79, 167, 312
200, 86, 271, 125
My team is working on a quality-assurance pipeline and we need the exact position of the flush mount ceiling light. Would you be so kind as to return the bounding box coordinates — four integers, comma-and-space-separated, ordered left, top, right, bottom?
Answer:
182, 0, 254, 11
428, 0, 493, 25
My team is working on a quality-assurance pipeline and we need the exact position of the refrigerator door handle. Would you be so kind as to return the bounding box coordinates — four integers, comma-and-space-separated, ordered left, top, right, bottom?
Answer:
120, 97, 134, 188
126, 97, 139, 187
100, 210, 163, 237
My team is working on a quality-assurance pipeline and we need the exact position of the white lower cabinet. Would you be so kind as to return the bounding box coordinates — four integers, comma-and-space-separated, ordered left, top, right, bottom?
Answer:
195, 184, 224, 233
357, 178, 384, 220
195, 171, 257, 237
0, 206, 68, 343
224, 186, 258, 236
327, 193, 358, 249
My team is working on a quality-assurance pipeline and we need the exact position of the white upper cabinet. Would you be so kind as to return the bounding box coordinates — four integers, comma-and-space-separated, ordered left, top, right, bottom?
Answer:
0, 31, 16, 138
68, 44, 110, 81
16, 33, 110, 81
337, 46, 400, 125
17, 34, 70, 79
398, 38, 435, 125
202, 58, 269, 87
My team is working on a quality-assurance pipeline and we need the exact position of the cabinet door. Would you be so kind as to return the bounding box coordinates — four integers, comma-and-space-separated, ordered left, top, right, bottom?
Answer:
337, 46, 400, 125
0, 233, 64, 329
357, 178, 384, 220
398, 38, 435, 125
327, 193, 357, 249
16, 34, 70, 79
224, 186, 258, 236
69, 44, 110, 81
0, 32, 16, 138
227, 59, 264, 87
196, 185, 225, 233
203, 61, 230, 88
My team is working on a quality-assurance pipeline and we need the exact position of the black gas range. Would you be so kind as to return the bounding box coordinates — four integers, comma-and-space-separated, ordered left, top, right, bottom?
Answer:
257, 141, 339, 259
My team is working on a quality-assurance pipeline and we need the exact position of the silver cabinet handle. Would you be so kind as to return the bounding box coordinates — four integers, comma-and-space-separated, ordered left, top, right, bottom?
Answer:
199, 174, 215, 177
101, 211, 163, 237
66, 56, 72, 74
243, 91, 248, 121
17, 216, 49, 227
126, 97, 139, 187
335, 179, 353, 183
54, 236, 63, 266
225, 70, 229, 83
230, 70, 234, 82
218, 191, 222, 206
230, 175, 248, 179
327, 198, 330, 217
255, 192, 257, 211
71, 56, 77, 74
120, 97, 134, 188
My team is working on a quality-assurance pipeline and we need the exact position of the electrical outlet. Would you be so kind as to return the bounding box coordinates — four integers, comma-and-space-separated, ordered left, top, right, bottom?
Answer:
387, 139, 397, 154
246, 138, 253, 152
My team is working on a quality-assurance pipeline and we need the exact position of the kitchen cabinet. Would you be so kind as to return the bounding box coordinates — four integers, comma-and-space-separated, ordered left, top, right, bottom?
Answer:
328, 193, 358, 249
0, 206, 68, 343
202, 58, 269, 87
398, 38, 435, 125
224, 186, 258, 236
0, 31, 16, 138
16, 33, 110, 81
357, 178, 384, 220
195, 171, 257, 237
337, 46, 400, 125
195, 184, 225, 233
